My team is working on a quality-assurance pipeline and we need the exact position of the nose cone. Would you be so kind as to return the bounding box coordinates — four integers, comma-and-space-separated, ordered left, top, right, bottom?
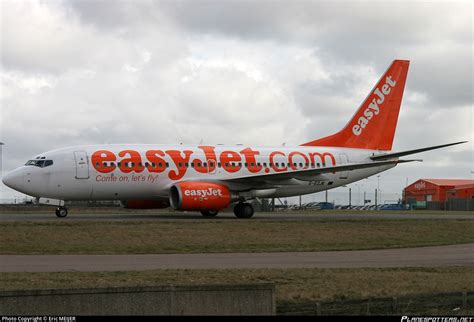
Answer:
2, 168, 23, 191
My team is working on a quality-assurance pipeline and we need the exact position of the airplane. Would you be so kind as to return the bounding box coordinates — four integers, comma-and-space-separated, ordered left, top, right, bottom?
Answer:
1, 59, 466, 218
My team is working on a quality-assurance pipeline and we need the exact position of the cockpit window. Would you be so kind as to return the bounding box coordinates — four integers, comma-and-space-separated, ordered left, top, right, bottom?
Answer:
25, 160, 53, 168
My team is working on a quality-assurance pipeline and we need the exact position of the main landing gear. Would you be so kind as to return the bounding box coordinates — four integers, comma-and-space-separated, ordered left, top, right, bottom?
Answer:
200, 210, 219, 217
55, 206, 68, 218
233, 202, 254, 219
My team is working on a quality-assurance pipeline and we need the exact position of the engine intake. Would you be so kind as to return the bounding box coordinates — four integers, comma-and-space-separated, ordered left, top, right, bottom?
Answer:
170, 182, 232, 211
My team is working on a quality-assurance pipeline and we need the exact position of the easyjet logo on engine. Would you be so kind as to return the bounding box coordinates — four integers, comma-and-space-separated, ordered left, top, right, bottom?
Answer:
352, 76, 397, 136
184, 188, 223, 197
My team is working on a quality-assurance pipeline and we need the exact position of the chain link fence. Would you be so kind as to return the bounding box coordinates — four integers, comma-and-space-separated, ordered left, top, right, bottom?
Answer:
278, 291, 473, 316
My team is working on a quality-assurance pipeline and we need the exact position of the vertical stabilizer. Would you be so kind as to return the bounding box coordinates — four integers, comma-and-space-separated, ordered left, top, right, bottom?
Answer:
302, 60, 410, 151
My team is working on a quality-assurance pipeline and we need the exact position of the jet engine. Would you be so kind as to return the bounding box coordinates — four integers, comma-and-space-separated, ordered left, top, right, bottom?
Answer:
170, 182, 233, 211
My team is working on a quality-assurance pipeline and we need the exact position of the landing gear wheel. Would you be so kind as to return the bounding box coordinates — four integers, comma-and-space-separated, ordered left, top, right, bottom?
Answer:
234, 203, 254, 218
200, 210, 219, 217
55, 207, 68, 218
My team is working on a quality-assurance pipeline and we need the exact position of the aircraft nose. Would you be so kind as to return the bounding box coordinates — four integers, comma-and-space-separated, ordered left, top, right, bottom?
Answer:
2, 168, 23, 191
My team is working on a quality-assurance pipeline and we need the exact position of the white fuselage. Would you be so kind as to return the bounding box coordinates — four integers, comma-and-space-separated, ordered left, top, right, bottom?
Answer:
3, 144, 395, 202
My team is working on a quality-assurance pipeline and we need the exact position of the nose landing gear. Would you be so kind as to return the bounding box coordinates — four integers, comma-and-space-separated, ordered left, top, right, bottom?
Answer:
55, 207, 68, 218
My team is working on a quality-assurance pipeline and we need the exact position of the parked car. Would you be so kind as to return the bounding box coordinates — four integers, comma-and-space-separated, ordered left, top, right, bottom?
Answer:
380, 203, 406, 210
311, 202, 335, 210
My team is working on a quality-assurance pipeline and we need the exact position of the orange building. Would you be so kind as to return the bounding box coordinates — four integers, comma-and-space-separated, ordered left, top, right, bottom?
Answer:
403, 179, 474, 203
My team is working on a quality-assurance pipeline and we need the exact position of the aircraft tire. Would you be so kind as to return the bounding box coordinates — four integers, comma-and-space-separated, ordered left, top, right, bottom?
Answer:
234, 203, 254, 218
55, 207, 68, 218
200, 210, 219, 217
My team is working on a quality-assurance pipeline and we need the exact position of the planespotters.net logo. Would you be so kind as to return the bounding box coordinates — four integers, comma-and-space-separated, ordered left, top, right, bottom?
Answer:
401, 316, 474, 322
352, 75, 397, 136
184, 188, 223, 198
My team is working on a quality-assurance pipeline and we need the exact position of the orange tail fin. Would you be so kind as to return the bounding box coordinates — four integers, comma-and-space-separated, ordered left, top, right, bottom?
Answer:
302, 60, 410, 151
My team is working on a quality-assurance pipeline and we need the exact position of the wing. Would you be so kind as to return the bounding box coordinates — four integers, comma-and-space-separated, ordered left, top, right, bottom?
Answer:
221, 159, 417, 189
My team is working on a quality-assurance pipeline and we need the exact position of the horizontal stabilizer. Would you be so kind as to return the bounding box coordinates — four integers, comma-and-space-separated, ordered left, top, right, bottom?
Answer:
370, 141, 467, 161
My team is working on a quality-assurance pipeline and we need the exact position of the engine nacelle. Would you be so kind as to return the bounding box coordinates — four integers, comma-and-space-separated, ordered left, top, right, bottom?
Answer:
120, 200, 170, 209
170, 182, 232, 211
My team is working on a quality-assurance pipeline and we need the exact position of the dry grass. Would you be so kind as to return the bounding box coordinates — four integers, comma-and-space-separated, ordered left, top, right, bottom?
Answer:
0, 219, 473, 254
1, 267, 473, 304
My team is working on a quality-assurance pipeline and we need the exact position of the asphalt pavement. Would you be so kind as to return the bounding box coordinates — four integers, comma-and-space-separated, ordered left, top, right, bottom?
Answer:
1, 244, 473, 272
0, 211, 473, 221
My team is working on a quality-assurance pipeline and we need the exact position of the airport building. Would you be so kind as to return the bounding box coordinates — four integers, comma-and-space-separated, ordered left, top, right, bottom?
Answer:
403, 179, 474, 210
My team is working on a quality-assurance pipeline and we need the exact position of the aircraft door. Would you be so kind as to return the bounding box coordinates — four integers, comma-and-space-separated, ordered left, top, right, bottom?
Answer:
74, 151, 89, 179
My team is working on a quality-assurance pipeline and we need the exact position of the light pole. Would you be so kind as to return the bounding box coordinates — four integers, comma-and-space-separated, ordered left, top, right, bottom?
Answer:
0, 142, 4, 175
377, 175, 381, 205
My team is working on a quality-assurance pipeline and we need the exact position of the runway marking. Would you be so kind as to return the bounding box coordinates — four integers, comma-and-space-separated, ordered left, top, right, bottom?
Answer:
1, 244, 473, 272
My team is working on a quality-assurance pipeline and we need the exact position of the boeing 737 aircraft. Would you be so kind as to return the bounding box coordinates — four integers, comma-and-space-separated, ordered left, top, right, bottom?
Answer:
2, 60, 466, 218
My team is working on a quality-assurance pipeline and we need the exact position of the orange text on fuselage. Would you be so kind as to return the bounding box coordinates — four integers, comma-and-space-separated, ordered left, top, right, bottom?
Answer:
91, 146, 337, 180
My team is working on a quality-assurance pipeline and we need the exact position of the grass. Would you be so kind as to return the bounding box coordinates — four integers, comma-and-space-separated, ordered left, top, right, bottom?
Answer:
0, 219, 473, 254
1, 267, 473, 305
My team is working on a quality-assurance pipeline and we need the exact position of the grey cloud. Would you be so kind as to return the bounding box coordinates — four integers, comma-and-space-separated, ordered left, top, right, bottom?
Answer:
1, 0, 472, 201
161, 2, 473, 107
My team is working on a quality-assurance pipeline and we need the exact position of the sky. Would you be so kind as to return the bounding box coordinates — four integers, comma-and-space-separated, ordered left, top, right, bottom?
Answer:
0, 0, 473, 205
